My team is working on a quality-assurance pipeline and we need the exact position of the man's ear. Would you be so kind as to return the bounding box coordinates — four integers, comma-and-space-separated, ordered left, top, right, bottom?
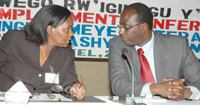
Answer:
140, 23, 148, 31
47, 25, 52, 34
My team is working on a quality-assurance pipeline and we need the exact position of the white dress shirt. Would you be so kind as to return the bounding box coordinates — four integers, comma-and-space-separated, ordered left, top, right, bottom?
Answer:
135, 32, 200, 100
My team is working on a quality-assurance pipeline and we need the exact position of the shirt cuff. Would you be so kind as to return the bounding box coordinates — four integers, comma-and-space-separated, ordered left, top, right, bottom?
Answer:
186, 86, 200, 100
140, 83, 153, 98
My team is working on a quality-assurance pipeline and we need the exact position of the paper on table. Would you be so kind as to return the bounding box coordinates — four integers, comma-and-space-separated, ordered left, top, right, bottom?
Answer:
5, 81, 32, 105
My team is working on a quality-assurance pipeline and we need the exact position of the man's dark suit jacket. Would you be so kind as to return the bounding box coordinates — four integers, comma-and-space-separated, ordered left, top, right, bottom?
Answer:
109, 31, 200, 96
0, 30, 79, 93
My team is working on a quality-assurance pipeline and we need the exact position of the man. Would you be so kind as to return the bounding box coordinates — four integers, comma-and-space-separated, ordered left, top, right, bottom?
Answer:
109, 2, 200, 100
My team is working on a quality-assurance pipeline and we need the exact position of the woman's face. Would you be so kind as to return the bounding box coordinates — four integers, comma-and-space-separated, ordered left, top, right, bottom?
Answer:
48, 16, 74, 48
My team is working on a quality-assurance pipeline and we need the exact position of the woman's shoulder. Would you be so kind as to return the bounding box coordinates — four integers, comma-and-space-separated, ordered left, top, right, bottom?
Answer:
2, 30, 28, 46
61, 46, 74, 53
57, 46, 75, 56
5, 29, 24, 34
4, 29, 26, 39
55, 46, 75, 60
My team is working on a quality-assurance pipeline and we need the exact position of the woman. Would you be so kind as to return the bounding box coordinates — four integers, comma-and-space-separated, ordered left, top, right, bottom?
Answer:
0, 5, 86, 99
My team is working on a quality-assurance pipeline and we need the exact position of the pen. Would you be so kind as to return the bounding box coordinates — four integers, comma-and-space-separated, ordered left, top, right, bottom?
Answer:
78, 75, 83, 89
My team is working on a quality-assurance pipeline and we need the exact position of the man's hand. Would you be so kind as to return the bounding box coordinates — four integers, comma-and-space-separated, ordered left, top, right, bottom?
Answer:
164, 78, 185, 100
150, 78, 188, 100
164, 78, 192, 100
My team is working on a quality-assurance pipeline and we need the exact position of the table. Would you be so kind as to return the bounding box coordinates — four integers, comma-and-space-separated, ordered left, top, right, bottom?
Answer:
1, 95, 200, 105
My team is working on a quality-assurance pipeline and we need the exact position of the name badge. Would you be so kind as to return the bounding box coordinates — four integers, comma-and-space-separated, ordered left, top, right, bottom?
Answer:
45, 73, 59, 84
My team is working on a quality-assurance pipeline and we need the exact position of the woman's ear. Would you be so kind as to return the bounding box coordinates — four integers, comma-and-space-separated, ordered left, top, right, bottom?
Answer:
47, 25, 52, 34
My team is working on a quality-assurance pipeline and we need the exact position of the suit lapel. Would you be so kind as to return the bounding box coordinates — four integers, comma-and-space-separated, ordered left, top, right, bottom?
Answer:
29, 43, 60, 71
128, 46, 141, 80
153, 32, 166, 83
42, 47, 60, 71
29, 43, 41, 70
124, 32, 167, 83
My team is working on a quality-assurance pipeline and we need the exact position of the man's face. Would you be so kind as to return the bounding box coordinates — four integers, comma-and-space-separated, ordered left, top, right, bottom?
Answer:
119, 9, 144, 47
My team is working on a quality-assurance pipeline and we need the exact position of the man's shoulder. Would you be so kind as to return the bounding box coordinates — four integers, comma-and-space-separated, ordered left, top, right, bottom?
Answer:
110, 35, 122, 43
154, 32, 187, 42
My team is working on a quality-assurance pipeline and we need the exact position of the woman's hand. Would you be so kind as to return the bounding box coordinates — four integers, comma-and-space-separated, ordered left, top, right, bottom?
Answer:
72, 83, 86, 100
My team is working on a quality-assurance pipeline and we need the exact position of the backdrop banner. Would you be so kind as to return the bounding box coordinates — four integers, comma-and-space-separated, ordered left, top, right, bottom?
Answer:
0, 0, 199, 58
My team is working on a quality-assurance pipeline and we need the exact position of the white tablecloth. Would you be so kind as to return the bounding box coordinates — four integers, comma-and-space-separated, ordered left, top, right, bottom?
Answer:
0, 94, 200, 105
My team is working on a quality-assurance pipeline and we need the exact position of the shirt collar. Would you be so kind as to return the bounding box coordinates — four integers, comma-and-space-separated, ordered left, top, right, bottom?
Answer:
135, 31, 154, 55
